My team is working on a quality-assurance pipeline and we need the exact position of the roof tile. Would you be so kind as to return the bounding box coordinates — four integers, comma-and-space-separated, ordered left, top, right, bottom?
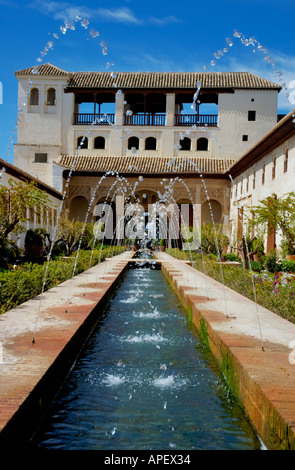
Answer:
55, 155, 234, 175
15, 64, 281, 90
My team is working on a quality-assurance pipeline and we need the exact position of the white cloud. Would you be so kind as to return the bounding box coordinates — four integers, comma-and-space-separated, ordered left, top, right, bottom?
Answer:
97, 7, 140, 24
149, 15, 182, 26
29, 1, 182, 26
29, 1, 140, 24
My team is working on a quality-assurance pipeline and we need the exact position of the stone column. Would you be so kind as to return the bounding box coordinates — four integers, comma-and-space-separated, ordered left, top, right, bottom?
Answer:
194, 185, 202, 245
166, 93, 175, 127
115, 91, 125, 126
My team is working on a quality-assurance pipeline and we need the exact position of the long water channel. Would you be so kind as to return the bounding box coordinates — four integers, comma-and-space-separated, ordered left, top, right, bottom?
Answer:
32, 263, 263, 450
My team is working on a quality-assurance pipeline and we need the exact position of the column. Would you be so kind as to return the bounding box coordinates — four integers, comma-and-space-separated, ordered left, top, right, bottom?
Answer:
166, 93, 175, 127
115, 91, 125, 126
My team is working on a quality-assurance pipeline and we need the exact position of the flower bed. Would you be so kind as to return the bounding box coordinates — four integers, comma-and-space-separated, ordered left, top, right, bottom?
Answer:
166, 248, 295, 324
0, 246, 125, 315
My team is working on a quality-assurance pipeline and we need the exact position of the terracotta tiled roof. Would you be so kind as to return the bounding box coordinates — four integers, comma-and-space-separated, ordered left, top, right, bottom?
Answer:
15, 64, 281, 91
66, 71, 281, 90
56, 155, 235, 175
15, 63, 69, 77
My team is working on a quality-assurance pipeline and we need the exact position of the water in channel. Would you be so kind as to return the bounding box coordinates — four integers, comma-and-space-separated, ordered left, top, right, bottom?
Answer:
33, 266, 262, 450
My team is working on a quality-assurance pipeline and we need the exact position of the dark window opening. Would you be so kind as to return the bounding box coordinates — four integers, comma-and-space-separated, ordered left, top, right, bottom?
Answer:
30, 88, 39, 106
284, 149, 288, 173
128, 136, 139, 150
248, 110, 256, 121
94, 136, 105, 149
77, 136, 88, 149
179, 137, 191, 151
197, 137, 208, 151
242, 135, 248, 141
47, 88, 56, 105
34, 153, 47, 163
145, 137, 157, 150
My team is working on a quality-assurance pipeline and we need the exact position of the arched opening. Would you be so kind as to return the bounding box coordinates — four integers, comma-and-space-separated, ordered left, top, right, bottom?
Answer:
145, 137, 157, 150
201, 199, 222, 225
179, 137, 191, 151
197, 137, 208, 151
94, 136, 105, 149
30, 88, 39, 106
94, 198, 116, 244
77, 136, 88, 149
47, 88, 56, 105
128, 136, 139, 150
69, 196, 89, 221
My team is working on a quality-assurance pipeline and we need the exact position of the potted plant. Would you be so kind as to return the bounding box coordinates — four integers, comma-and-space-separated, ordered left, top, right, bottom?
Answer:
159, 239, 166, 251
281, 238, 295, 260
125, 238, 131, 251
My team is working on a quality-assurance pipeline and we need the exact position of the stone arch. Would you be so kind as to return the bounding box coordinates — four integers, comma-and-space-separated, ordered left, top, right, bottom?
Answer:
69, 195, 89, 221
201, 199, 222, 225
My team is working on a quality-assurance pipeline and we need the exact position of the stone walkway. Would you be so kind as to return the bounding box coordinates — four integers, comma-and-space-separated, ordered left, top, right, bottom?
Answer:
0, 251, 133, 448
155, 252, 295, 450
1, 250, 295, 449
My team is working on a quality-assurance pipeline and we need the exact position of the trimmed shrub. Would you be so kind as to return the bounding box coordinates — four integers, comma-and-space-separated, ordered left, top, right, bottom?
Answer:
0, 246, 124, 315
281, 259, 295, 273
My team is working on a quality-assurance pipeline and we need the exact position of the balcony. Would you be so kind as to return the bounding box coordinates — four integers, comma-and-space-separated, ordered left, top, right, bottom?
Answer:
124, 114, 166, 126
73, 113, 115, 125
73, 113, 218, 127
175, 114, 218, 127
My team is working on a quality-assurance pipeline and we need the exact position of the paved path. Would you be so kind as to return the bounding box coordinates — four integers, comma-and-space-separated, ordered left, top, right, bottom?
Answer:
0, 251, 133, 448
155, 252, 295, 450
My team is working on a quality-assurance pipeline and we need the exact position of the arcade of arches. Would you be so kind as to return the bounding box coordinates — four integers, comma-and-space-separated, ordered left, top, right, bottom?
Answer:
67, 176, 228, 244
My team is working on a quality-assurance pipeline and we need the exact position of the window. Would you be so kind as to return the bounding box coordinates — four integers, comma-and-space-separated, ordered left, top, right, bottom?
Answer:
34, 153, 47, 163
284, 149, 288, 173
128, 136, 139, 150
253, 170, 256, 190
197, 137, 208, 151
77, 136, 88, 149
272, 157, 276, 180
242, 135, 248, 142
30, 88, 39, 106
47, 88, 56, 105
262, 164, 265, 185
179, 137, 191, 151
248, 110, 256, 121
145, 137, 157, 150
94, 136, 105, 149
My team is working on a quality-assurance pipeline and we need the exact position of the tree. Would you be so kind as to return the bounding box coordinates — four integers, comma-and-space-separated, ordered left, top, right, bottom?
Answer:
249, 192, 295, 255
0, 178, 51, 256
53, 210, 96, 256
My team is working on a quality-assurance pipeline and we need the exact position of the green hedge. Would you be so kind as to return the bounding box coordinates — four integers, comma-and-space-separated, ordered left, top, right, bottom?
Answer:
166, 248, 295, 324
0, 246, 125, 315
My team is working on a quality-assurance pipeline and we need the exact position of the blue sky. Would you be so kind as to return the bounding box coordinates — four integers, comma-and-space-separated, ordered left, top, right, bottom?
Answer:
1, 0, 295, 164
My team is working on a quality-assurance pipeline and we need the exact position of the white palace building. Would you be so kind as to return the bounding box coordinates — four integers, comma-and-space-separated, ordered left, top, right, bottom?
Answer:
12, 62, 295, 250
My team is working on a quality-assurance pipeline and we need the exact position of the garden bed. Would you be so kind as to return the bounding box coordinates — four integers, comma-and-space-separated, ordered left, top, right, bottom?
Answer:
0, 246, 125, 315
166, 248, 295, 324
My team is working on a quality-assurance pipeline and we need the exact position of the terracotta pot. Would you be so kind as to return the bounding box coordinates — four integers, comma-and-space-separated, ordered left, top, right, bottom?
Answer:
160, 246, 166, 252
286, 254, 295, 260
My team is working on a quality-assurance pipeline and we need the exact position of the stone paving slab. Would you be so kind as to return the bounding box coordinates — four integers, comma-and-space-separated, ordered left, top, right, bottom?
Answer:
155, 252, 295, 450
0, 251, 133, 448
